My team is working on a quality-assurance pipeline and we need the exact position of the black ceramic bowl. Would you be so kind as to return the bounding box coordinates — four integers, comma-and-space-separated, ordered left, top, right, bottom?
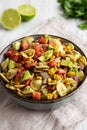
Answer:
0, 34, 87, 110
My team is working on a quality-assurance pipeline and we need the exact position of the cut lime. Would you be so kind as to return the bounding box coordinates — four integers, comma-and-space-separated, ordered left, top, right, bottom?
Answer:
17, 4, 36, 21
1, 9, 21, 30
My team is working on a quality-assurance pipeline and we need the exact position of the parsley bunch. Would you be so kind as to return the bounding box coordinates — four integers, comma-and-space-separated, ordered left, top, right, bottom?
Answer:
58, 0, 87, 30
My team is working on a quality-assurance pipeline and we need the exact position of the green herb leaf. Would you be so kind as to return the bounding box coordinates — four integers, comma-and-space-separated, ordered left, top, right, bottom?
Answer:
78, 22, 87, 30
57, 0, 87, 30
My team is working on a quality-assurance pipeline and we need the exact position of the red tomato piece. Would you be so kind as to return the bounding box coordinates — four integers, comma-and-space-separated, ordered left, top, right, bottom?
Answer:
21, 42, 29, 51
24, 61, 37, 69
38, 36, 46, 44
5, 48, 14, 57
23, 57, 29, 63
15, 68, 23, 80
24, 79, 32, 86
54, 52, 59, 58
48, 60, 56, 67
11, 51, 20, 62
34, 44, 47, 58
32, 91, 41, 100
56, 68, 66, 75
6, 48, 20, 62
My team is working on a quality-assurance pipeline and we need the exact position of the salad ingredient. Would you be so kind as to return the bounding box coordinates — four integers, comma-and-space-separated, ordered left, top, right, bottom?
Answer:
22, 86, 34, 96
38, 50, 53, 62
1, 58, 9, 72
21, 70, 32, 82
61, 59, 73, 68
56, 82, 67, 97
13, 42, 21, 51
0, 73, 9, 83
30, 79, 42, 90
8, 59, 16, 69
6, 69, 17, 80
77, 70, 84, 82
32, 91, 41, 100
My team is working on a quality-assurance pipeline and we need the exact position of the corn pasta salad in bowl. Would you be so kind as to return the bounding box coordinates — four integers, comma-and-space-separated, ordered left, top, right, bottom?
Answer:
0, 34, 87, 110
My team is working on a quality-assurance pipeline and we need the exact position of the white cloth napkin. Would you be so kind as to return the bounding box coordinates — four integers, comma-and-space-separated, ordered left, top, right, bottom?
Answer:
0, 16, 87, 130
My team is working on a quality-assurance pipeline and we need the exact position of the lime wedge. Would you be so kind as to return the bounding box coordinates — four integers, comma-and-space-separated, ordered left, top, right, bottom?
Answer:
1, 9, 21, 30
17, 4, 36, 21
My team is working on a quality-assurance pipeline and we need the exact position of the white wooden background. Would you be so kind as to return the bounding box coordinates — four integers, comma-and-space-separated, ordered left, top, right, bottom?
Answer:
0, 0, 87, 130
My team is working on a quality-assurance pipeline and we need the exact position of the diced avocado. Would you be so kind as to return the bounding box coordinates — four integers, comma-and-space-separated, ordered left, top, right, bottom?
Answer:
38, 50, 53, 62
44, 34, 51, 43
21, 70, 31, 82
8, 59, 16, 69
22, 36, 34, 44
61, 60, 73, 68
13, 41, 21, 50
0, 73, 9, 83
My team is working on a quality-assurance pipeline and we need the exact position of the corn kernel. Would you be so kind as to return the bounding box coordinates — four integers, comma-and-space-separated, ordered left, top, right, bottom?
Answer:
17, 88, 21, 92
54, 74, 60, 80
68, 71, 76, 77
54, 44, 58, 50
57, 62, 60, 67
47, 78, 52, 83
65, 44, 73, 53
53, 93, 58, 99
28, 52, 33, 56
78, 56, 86, 65
50, 56, 55, 61
29, 58, 34, 62
47, 93, 53, 100
36, 76, 42, 80
48, 68, 56, 76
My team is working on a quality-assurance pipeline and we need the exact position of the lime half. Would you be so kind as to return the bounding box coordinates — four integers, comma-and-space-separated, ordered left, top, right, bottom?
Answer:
17, 4, 36, 21
1, 9, 21, 30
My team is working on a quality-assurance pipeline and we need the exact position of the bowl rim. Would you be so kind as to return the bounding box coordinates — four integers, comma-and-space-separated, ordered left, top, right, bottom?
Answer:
0, 34, 87, 104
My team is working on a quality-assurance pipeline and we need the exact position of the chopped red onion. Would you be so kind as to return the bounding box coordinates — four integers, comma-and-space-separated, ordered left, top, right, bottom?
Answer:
73, 76, 78, 81
80, 64, 84, 70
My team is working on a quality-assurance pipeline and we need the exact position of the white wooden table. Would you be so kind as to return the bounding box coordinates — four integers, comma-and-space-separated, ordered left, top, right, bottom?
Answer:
0, 0, 87, 130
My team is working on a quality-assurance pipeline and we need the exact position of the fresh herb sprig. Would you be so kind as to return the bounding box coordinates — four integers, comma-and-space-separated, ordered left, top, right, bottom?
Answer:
58, 0, 87, 30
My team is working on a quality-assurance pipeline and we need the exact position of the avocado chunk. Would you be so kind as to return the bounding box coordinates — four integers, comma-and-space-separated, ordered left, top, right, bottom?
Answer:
21, 70, 32, 82
61, 60, 73, 68
13, 41, 21, 50
8, 59, 16, 69
38, 50, 53, 62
